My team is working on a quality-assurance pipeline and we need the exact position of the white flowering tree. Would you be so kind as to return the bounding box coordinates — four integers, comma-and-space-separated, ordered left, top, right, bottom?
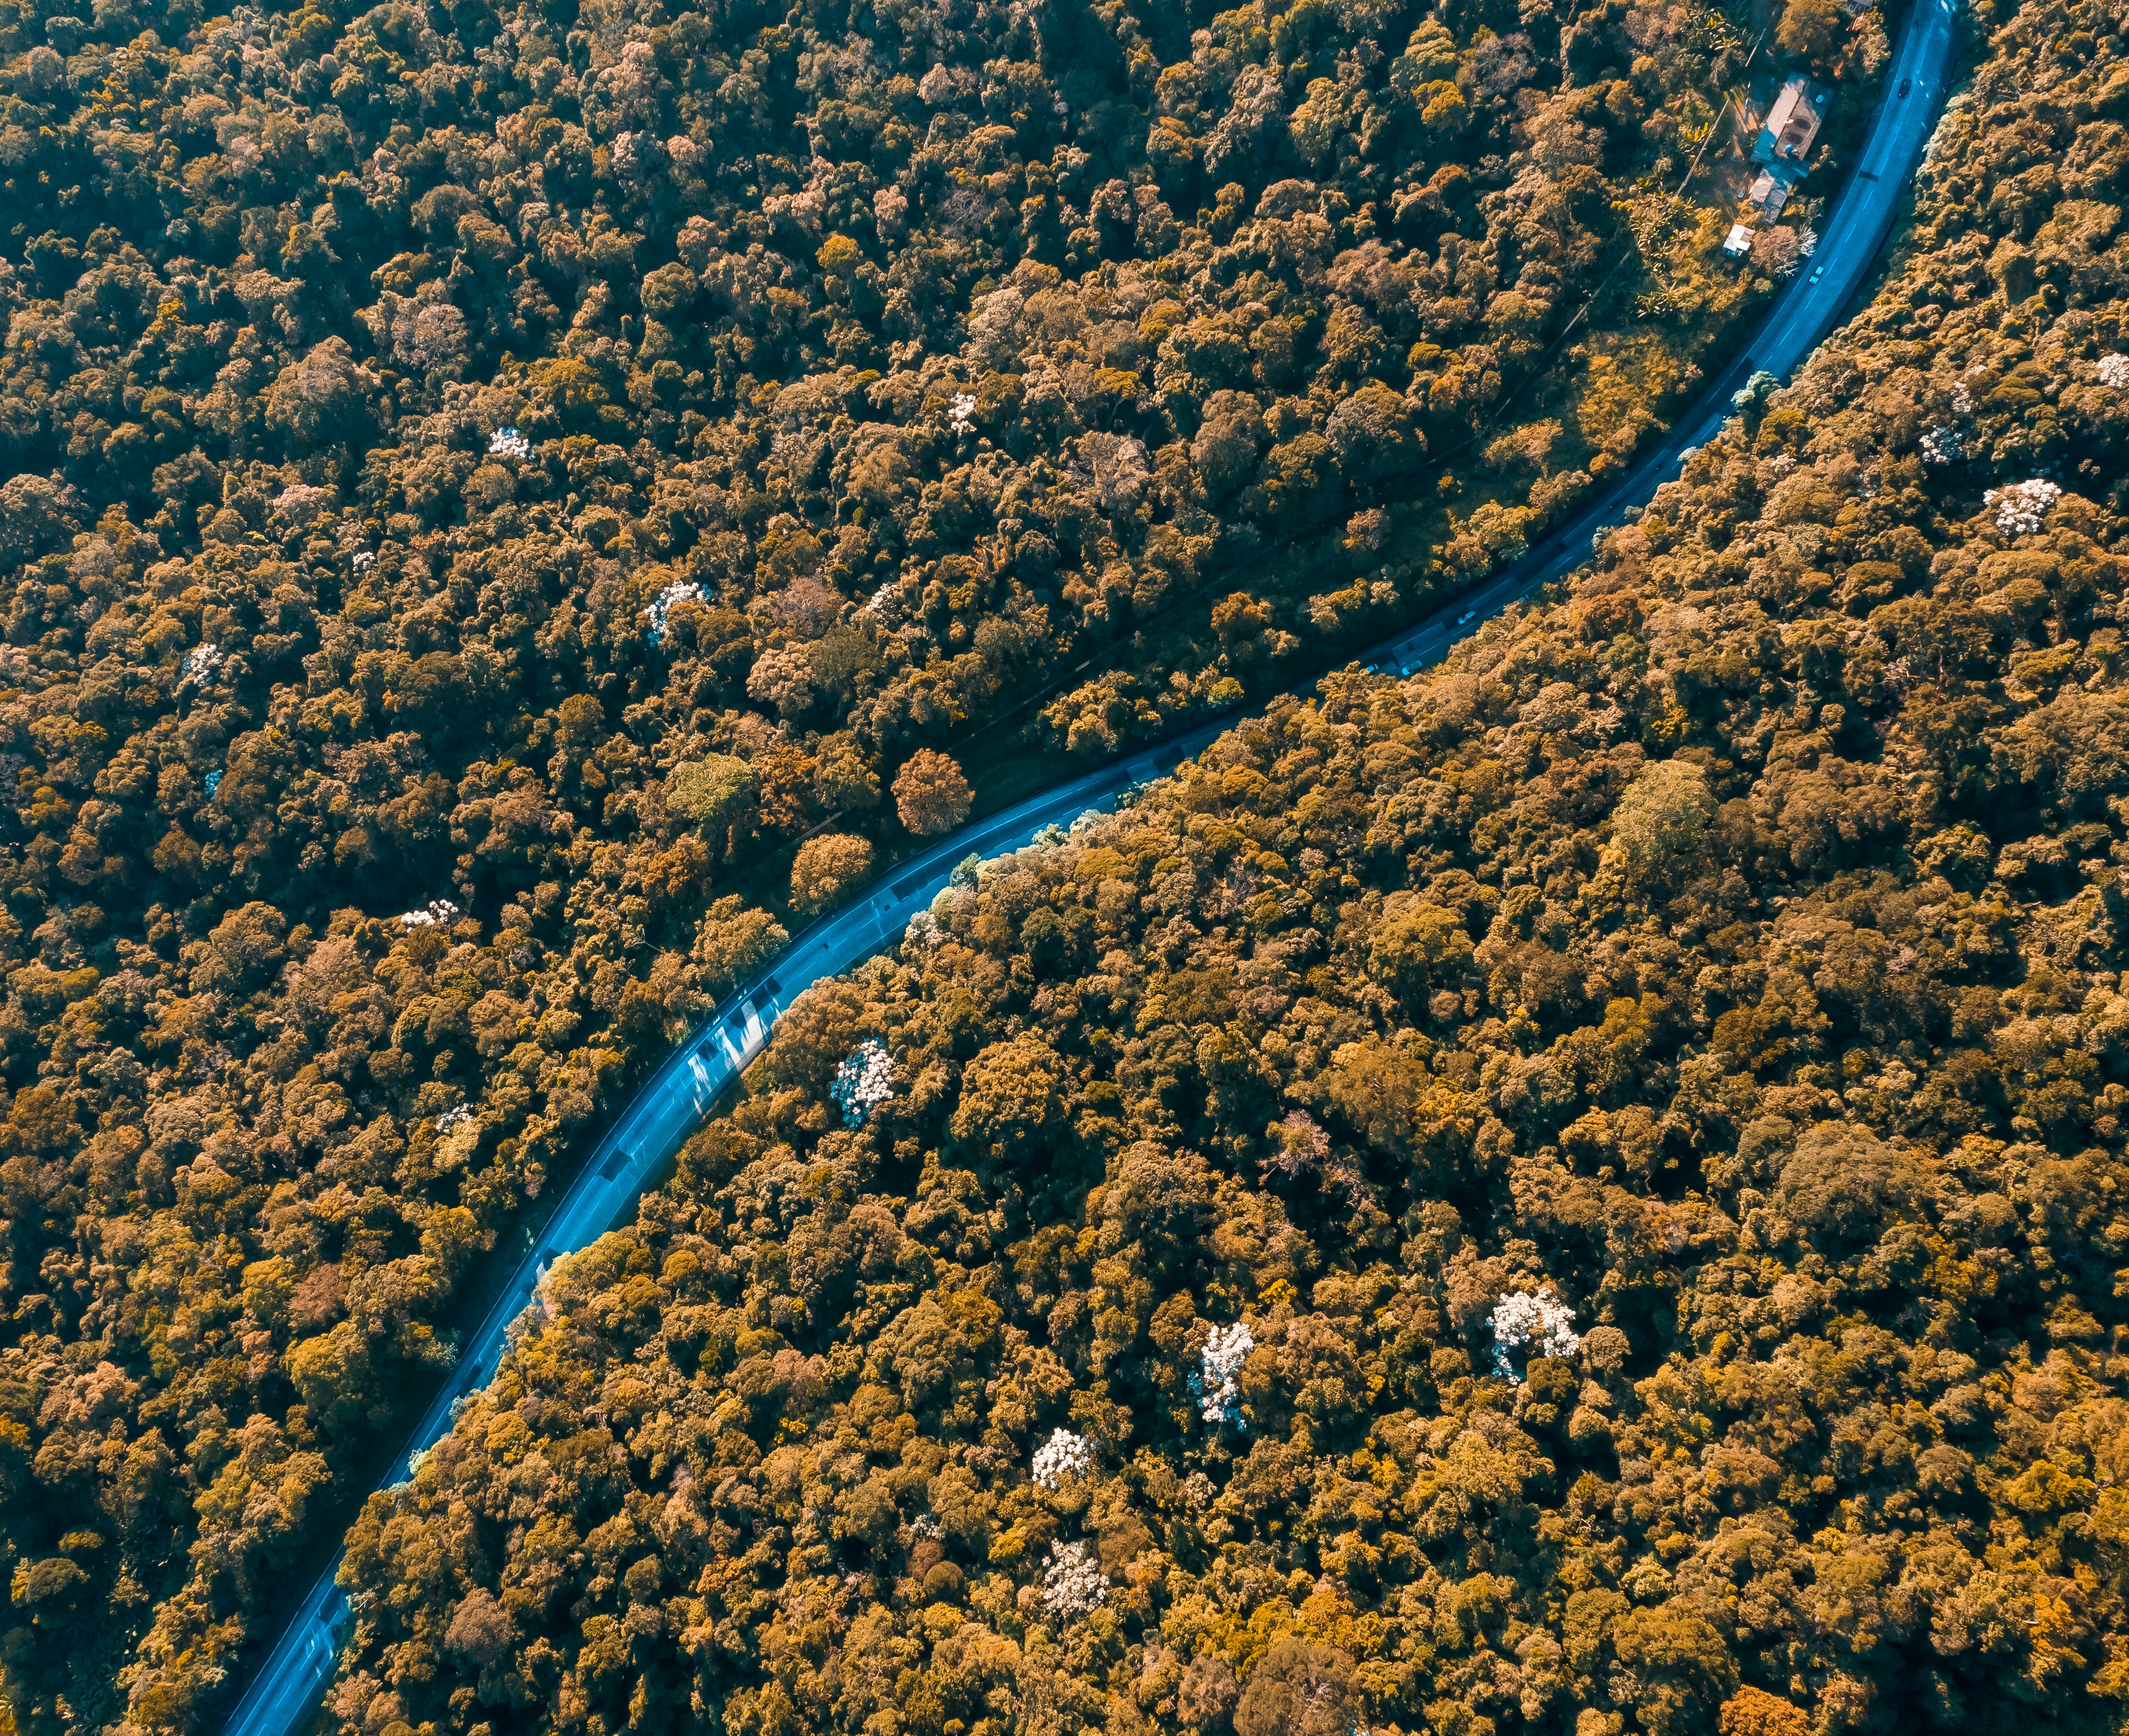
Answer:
1032, 1427, 1090, 1489
646, 580, 703, 645
1192, 1323, 1253, 1427
1489, 1288, 1582, 1383
488, 426, 531, 458
1984, 478, 2062, 537
1921, 380, 1978, 465
2098, 354, 2129, 389
181, 642, 224, 686
1039, 1542, 1108, 1618
830, 1040, 894, 1129
400, 899, 460, 928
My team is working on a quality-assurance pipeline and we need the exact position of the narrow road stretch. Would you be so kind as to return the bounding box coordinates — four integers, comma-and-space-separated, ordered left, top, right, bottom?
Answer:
1367, 0, 1960, 679
220, 724, 1234, 1736
221, 8, 1958, 1731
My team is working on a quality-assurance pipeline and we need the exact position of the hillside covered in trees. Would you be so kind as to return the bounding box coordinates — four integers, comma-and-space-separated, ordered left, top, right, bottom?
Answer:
2, 0, 2125, 1730
255, 2, 2129, 1734
0, 0, 1908, 1728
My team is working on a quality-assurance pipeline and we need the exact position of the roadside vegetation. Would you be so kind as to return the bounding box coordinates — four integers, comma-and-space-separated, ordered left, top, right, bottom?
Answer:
279, 2, 2129, 1735
0, 0, 2089, 1728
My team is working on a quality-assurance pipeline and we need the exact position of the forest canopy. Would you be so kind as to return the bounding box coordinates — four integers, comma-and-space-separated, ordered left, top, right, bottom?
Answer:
322, 300, 2129, 1730
0, 0, 1890, 1720
6, 0, 2129, 1729
283, 0, 2129, 1731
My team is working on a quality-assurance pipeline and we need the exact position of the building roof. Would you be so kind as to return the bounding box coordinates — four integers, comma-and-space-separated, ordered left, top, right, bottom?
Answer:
1725, 223, 1754, 256
1754, 76, 1829, 165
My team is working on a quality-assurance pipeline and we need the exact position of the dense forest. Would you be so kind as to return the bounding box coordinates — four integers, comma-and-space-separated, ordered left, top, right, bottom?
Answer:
5, 0, 2129, 1726
253, 0, 2129, 1733
0, 0, 1903, 1725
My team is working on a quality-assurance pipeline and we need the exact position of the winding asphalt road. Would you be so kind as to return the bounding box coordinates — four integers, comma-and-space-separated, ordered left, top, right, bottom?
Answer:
219, 724, 1235, 1736
221, 6, 1958, 1731
1367, 0, 1960, 678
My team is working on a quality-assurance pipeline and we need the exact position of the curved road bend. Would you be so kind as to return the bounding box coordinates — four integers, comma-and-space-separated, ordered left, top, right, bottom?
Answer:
222, 6, 1957, 1730
1367, 0, 1960, 680
221, 721, 1233, 1736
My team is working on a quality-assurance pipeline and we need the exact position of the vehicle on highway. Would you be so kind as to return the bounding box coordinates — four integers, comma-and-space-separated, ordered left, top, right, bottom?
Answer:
1899, 76, 1911, 95
1456, 610, 1477, 625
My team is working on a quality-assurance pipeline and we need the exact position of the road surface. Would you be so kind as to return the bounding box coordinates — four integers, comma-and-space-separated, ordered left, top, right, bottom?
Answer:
1367, 0, 1960, 678
220, 5, 1958, 1730
220, 721, 1233, 1736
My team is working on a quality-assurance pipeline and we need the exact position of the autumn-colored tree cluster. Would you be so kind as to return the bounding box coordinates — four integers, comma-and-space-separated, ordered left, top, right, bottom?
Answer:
294, 7, 2129, 1734
0, 0, 1890, 1716
0, 0, 1880, 1723
323, 459, 2129, 1732
0, 0, 2105, 1731
0, 0, 1882, 807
